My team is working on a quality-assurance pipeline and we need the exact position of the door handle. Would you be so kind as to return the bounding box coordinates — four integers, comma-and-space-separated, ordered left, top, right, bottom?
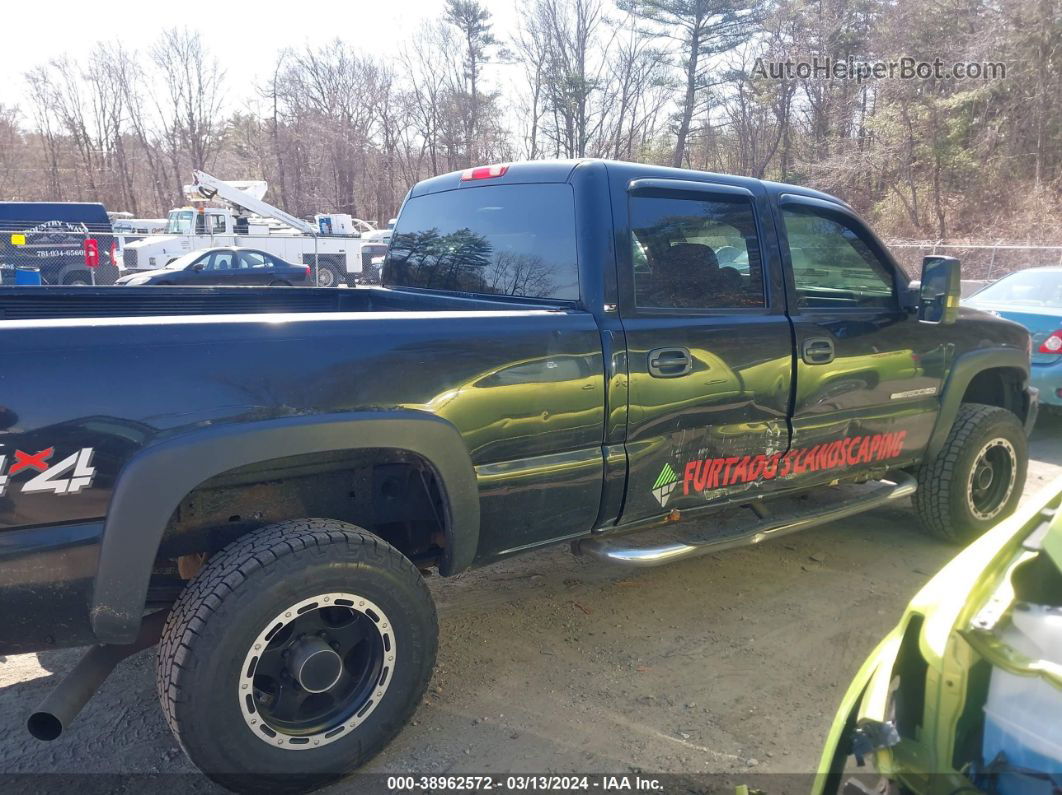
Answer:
648, 347, 693, 377
802, 337, 835, 365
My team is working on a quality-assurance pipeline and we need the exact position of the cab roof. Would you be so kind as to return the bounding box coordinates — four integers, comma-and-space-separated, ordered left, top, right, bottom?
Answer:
408, 159, 851, 209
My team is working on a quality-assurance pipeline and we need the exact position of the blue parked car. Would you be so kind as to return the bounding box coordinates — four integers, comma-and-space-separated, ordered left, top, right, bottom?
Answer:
966, 266, 1062, 410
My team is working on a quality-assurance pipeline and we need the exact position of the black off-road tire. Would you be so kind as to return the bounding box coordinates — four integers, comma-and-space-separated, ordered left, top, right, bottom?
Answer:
156, 519, 437, 792
914, 403, 1027, 544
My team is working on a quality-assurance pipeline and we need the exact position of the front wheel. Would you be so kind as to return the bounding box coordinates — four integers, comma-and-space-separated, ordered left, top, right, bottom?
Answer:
156, 519, 438, 791
914, 403, 1027, 544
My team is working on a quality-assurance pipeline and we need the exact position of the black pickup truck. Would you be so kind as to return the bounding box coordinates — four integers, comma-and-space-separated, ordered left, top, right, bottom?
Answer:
0, 160, 1037, 790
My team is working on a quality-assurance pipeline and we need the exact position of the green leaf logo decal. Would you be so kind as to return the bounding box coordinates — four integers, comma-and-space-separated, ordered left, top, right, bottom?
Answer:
651, 463, 678, 506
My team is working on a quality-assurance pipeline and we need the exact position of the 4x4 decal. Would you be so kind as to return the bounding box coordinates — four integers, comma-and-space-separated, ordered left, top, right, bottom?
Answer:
0, 447, 96, 496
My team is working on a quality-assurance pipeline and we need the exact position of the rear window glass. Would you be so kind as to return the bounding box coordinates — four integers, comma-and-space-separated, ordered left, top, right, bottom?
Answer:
383, 184, 579, 301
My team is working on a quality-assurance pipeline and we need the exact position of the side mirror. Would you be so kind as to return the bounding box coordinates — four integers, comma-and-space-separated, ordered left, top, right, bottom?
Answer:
918, 255, 961, 324
192, 262, 205, 272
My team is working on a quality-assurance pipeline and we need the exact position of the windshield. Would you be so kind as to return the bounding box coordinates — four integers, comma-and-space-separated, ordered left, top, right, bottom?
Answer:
970, 269, 1062, 307
166, 210, 194, 235
165, 251, 203, 270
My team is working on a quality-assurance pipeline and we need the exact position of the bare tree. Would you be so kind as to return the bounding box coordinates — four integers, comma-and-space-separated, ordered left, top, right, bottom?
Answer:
400, 24, 457, 176
0, 105, 24, 198
511, 1, 551, 159
533, 0, 607, 158
152, 28, 226, 203
7, 0, 1059, 247
24, 68, 64, 200
599, 14, 673, 160
270, 39, 387, 217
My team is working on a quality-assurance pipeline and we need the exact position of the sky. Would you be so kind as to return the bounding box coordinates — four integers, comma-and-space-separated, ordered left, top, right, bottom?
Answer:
0, 0, 524, 110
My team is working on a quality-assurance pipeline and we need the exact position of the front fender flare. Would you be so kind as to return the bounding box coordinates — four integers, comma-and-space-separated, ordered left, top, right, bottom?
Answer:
91, 411, 478, 644
926, 347, 1031, 461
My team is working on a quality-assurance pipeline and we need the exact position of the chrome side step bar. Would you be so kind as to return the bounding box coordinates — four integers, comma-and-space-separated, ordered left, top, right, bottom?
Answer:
575, 472, 917, 567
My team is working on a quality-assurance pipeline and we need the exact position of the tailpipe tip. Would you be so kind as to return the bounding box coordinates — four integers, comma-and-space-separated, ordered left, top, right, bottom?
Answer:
27, 711, 63, 741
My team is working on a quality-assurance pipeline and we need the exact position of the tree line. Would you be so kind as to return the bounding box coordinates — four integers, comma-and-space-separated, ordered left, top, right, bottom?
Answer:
1, 0, 1059, 243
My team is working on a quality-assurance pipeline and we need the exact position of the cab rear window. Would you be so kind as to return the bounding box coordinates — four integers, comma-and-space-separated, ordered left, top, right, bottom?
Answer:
383, 184, 579, 301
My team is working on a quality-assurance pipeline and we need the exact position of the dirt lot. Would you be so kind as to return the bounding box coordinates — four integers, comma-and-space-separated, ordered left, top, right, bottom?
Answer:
2, 415, 1060, 791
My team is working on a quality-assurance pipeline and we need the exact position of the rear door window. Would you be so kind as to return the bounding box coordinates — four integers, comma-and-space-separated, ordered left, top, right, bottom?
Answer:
384, 184, 579, 301
240, 251, 270, 269
630, 194, 766, 309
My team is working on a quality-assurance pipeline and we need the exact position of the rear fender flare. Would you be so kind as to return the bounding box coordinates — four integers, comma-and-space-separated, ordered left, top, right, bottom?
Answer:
91, 411, 478, 644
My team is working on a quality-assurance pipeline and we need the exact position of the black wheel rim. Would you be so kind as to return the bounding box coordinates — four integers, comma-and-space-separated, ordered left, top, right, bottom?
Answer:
967, 438, 1017, 521
240, 593, 394, 747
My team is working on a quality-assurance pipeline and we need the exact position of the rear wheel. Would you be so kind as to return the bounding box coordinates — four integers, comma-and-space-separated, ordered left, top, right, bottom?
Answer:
156, 519, 438, 791
314, 261, 343, 288
62, 272, 92, 286
914, 403, 1027, 544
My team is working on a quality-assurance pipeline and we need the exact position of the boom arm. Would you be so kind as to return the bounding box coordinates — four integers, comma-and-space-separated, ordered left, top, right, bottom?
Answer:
191, 170, 316, 235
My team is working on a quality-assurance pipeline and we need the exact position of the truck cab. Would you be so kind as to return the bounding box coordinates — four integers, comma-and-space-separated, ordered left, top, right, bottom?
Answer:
170, 207, 235, 237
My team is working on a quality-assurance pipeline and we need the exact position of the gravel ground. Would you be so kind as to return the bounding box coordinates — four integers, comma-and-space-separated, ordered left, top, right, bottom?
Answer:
1, 413, 1059, 792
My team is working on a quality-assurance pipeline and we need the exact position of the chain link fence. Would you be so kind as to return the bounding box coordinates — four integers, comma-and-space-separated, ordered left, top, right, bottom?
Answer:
887, 241, 1062, 282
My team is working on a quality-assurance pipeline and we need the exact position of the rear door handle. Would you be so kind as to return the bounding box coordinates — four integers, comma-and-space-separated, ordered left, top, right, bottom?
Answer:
648, 347, 693, 377
802, 337, 835, 365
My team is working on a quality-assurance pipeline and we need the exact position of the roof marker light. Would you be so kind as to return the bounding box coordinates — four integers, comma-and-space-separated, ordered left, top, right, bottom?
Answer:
461, 164, 509, 181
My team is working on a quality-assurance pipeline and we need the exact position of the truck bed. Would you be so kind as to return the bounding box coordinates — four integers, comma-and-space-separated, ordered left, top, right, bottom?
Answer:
0, 284, 603, 572
0, 285, 564, 320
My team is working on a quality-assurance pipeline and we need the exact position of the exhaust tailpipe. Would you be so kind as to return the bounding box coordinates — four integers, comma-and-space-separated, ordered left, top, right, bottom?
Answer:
27, 610, 168, 741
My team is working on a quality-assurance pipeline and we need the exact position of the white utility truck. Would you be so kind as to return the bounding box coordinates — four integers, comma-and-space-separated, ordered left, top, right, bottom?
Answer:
121, 172, 387, 287
360, 218, 397, 244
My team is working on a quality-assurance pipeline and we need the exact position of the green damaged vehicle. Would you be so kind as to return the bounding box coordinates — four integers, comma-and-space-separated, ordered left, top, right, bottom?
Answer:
815, 477, 1062, 795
